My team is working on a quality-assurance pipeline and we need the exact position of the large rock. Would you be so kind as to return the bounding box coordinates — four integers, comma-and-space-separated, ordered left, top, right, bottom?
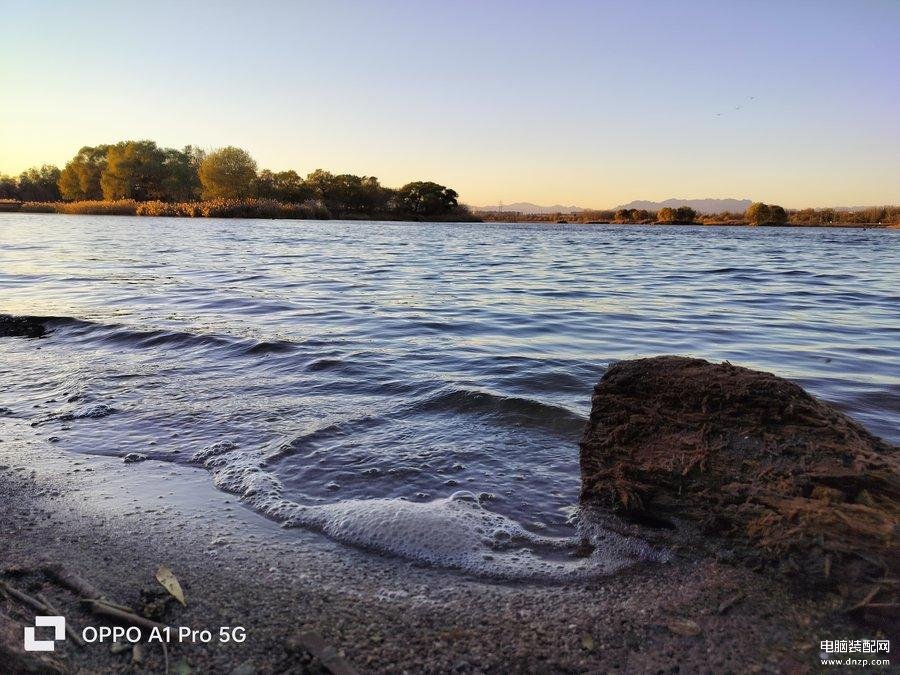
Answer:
580, 356, 898, 611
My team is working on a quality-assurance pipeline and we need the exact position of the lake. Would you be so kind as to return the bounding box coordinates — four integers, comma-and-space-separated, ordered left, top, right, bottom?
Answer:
1, 214, 897, 575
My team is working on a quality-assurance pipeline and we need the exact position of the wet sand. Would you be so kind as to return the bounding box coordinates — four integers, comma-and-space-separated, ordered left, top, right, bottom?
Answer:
0, 442, 875, 673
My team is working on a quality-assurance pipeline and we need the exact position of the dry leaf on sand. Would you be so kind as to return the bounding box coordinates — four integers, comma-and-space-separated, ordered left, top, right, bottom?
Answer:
155, 565, 186, 606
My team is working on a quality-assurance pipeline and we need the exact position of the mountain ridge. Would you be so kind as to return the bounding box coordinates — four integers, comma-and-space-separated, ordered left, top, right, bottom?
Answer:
471, 202, 585, 214
612, 198, 753, 214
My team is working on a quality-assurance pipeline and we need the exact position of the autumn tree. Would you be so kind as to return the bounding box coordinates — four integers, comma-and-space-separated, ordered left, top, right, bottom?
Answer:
745, 202, 787, 225
199, 147, 257, 199
100, 141, 169, 200
58, 145, 109, 200
632, 209, 651, 222
657, 207, 677, 223
162, 146, 204, 201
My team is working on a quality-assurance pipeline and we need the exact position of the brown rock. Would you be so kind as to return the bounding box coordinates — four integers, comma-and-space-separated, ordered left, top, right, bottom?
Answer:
580, 356, 898, 612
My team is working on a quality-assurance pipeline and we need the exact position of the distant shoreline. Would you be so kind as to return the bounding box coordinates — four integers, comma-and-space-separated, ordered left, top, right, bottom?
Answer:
2, 200, 898, 228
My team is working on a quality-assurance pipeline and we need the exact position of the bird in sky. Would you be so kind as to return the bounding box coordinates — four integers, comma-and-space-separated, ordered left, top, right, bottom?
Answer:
715, 96, 756, 117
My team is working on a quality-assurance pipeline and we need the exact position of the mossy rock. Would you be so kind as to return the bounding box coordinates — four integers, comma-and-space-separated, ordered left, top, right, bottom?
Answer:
580, 356, 898, 616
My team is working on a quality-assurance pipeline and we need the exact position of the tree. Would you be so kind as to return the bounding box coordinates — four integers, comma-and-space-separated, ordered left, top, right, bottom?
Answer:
303, 169, 340, 211
58, 146, 109, 200
17, 165, 61, 201
657, 207, 677, 223
162, 146, 203, 202
0, 175, 17, 199
614, 209, 632, 223
303, 170, 391, 215
675, 206, 697, 223
745, 202, 787, 225
199, 147, 257, 199
256, 169, 311, 203
767, 204, 787, 225
101, 141, 168, 200
394, 181, 458, 217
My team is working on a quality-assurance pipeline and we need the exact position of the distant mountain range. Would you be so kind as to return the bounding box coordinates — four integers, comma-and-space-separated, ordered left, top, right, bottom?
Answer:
472, 202, 585, 214
473, 198, 753, 215
612, 198, 754, 214
472, 198, 892, 215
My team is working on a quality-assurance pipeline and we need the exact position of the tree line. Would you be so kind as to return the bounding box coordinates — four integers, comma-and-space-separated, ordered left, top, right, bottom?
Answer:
479, 202, 898, 226
0, 141, 469, 220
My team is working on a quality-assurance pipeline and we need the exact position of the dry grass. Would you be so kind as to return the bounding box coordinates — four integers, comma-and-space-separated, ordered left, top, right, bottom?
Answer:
18, 199, 331, 220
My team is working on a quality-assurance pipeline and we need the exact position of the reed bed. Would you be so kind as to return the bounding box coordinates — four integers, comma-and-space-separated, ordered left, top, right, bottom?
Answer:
19, 198, 331, 220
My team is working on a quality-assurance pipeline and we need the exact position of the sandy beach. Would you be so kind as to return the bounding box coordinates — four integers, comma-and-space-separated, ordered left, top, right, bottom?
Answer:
2, 438, 882, 673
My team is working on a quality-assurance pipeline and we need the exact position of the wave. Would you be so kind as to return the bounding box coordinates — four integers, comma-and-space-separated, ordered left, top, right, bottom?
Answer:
408, 387, 586, 436
0, 313, 298, 358
189, 439, 666, 581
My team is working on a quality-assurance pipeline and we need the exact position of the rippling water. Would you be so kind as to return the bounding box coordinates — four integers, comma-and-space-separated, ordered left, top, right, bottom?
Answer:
1, 215, 897, 574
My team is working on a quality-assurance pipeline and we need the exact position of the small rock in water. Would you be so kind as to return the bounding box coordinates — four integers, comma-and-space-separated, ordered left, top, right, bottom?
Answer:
123, 453, 148, 464
0, 314, 47, 338
61, 403, 116, 421
325, 481, 341, 491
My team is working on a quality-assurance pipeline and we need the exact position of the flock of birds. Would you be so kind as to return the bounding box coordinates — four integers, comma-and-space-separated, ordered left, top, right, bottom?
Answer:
716, 96, 756, 117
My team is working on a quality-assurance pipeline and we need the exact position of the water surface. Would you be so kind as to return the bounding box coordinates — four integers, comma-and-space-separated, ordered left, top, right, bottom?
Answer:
1, 215, 897, 573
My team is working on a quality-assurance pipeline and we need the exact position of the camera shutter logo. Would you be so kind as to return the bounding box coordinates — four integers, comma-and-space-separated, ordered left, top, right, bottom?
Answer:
24, 616, 66, 652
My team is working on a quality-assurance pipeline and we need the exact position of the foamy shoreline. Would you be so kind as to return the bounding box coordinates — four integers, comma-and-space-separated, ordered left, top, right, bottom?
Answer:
0, 440, 865, 672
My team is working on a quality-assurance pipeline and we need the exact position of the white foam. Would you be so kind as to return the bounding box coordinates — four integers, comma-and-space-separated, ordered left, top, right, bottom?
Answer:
279, 491, 667, 580
191, 441, 668, 580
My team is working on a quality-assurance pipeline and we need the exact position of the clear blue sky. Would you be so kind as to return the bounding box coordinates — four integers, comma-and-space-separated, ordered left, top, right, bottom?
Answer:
2, 0, 898, 208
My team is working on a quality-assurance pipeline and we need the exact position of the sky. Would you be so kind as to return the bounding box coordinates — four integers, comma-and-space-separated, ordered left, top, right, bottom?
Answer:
1, 0, 898, 208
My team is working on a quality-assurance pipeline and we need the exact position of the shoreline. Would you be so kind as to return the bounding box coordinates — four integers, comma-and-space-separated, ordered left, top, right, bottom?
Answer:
0, 440, 877, 673
1, 206, 898, 228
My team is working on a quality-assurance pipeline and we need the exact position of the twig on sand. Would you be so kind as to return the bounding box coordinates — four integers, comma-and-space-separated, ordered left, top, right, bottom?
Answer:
294, 630, 358, 675
37, 592, 84, 648
0, 581, 51, 613
161, 639, 170, 675
81, 598, 168, 632
41, 563, 103, 600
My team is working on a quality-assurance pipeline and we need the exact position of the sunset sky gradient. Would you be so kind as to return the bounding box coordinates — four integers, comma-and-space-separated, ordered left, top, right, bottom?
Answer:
2, 0, 898, 208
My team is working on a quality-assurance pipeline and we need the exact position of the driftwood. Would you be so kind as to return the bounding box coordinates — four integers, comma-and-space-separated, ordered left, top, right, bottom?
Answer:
40, 564, 103, 600
0, 581, 51, 613
580, 356, 899, 616
81, 598, 168, 632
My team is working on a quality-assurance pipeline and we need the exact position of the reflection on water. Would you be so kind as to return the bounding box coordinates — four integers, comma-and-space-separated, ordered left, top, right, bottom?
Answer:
1, 215, 897, 556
